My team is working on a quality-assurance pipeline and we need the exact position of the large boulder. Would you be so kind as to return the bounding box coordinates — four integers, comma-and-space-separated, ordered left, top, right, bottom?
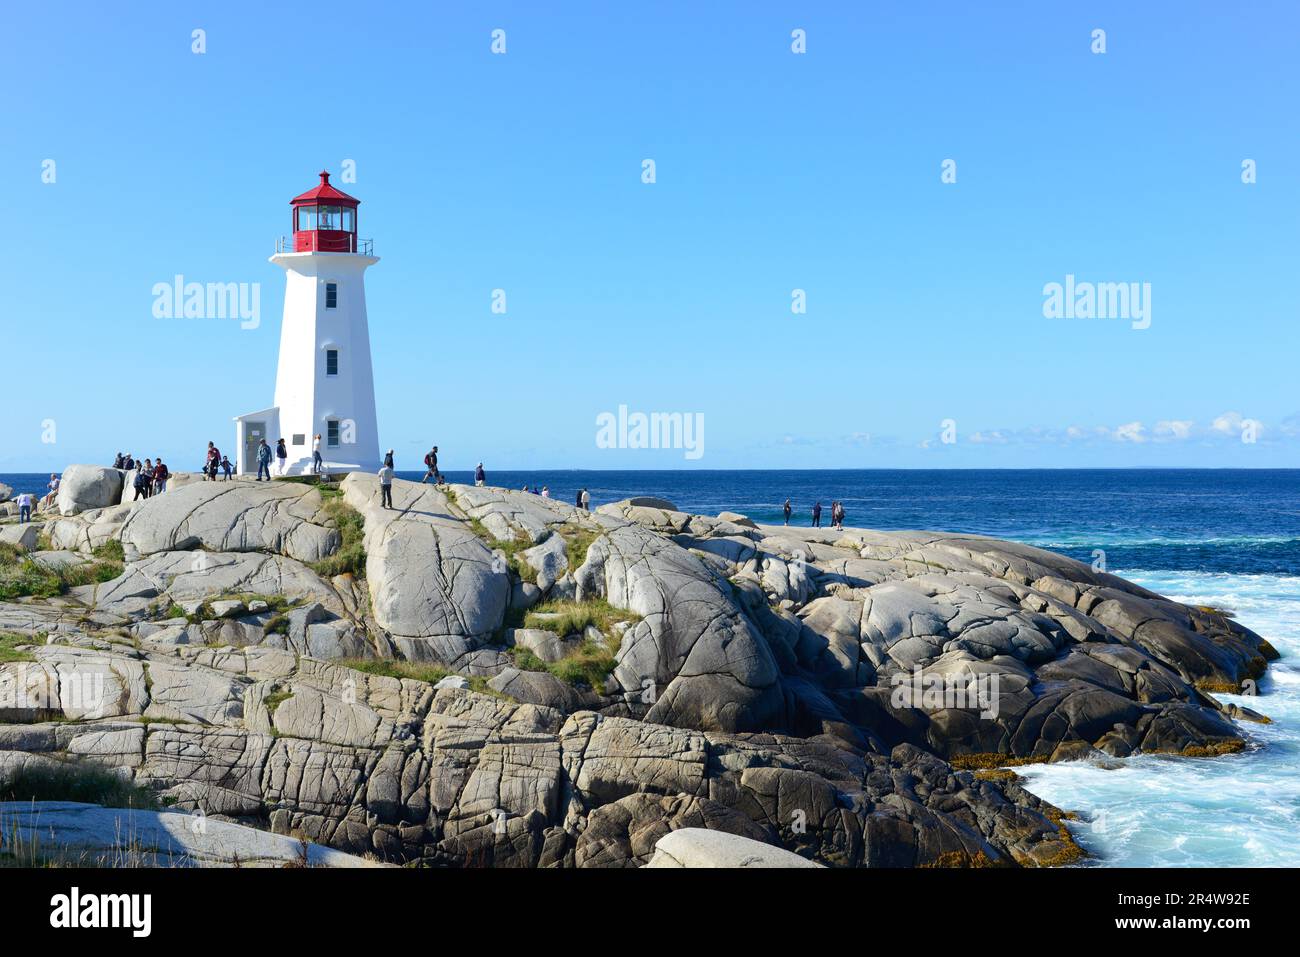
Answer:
645, 828, 823, 868
120, 481, 340, 563
55, 465, 125, 516
0, 801, 380, 867
341, 475, 509, 662
0, 524, 39, 551
575, 523, 784, 734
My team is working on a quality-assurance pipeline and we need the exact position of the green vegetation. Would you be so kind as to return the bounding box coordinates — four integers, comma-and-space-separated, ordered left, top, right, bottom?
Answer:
312, 498, 366, 578
263, 690, 293, 715
508, 600, 638, 690
523, 598, 640, 638
462, 515, 536, 584
0, 541, 122, 601
0, 760, 157, 810
91, 539, 125, 563
264, 614, 290, 636
554, 523, 599, 570
339, 658, 450, 685
0, 632, 38, 664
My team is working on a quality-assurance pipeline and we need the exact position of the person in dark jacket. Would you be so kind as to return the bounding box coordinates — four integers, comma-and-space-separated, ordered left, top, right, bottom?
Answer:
783, 498, 792, 525
812, 501, 822, 528
475, 463, 485, 486
132, 464, 149, 501
153, 460, 169, 495
256, 439, 273, 481
275, 439, 288, 476
384, 449, 395, 469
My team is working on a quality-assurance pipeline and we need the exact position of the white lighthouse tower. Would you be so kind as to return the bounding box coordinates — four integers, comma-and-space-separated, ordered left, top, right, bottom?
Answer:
234, 172, 381, 476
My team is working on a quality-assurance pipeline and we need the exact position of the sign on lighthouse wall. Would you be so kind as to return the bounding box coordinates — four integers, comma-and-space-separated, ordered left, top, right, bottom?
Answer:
233, 172, 381, 476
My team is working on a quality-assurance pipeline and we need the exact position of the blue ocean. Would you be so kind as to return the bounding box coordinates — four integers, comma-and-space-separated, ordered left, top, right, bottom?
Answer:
5, 467, 1297, 866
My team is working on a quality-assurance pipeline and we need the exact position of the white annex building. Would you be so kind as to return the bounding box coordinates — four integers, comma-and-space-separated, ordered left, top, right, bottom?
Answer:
234, 171, 381, 476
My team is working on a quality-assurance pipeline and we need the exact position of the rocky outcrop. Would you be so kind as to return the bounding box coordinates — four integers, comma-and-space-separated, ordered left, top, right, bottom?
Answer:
120, 481, 340, 563
0, 471, 1274, 868
55, 465, 124, 516
646, 828, 823, 867
0, 801, 380, 867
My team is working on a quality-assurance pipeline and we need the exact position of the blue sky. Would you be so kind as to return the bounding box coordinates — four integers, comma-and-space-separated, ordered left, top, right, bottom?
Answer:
2, 1, 1297, 471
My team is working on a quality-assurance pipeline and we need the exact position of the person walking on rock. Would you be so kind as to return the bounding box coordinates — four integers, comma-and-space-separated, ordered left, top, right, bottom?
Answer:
221, 455, 233, 481
276, 438, 288, 476
812, 501, 822, 528
475, 462, 485, 487
204, 443, 220, 481
312, 434, 323, 475
378, 461, 394, 509
831, 501, 844, 530
256, 438, 273, 481
153, 460, 169, 495
421, 446, 440, 484
783, 498, 792, 525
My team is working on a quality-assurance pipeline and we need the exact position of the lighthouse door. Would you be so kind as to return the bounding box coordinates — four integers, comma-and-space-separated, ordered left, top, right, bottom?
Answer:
243, 422, 266, 476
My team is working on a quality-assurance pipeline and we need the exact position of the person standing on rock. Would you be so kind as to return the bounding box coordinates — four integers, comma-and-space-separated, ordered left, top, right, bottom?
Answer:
812, 501, 822, 528
132, 463, 149, 501
384, 449, 395, 469
581, 488, 591, 511
256, 439, 273, 481
783, 498, 792, 525
204, 442, 219, 481
575, 488, 583, 508
475, 462, 486, 486
276, 438, 288, 475
378, 461, 394, 509
312, 434, 323, 475
831, 501, 844, 529
153, 460, 169, 495
16, 491, 34, 523
421, 446, 440, 483
221, 455, 234, 481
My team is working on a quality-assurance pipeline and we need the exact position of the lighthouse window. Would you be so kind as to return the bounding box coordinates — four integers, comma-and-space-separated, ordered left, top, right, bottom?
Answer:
318, 206, 342, 230
296, 206, 317, 231
342, 208, 355, 232
326, 349, 339, 375
325, 283, 338, 308
327, 420, 340, 447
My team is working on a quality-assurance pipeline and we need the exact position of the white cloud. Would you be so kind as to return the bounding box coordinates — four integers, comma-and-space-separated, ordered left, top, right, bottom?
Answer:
1113, 421, 1146, 443
1153, 419, 1193, 440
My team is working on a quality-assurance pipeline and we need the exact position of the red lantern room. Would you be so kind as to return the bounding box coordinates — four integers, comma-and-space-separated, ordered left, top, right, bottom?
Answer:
290, 171, 360, 253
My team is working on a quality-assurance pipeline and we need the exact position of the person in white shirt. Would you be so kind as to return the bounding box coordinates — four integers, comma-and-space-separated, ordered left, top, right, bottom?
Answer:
377, 463, 394, 509
312, 434, 323, 475
580, 488, 590, 511
43, 474, 60, 509
16, 492, 35, 523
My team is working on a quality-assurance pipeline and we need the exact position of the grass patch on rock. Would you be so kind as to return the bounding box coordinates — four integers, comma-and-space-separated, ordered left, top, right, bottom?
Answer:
523, 598, 640, 638
0, 760, 157, 810
0, 543, 122, 601
339, 658, 451, 685
0, 632, 38, 663
311, 498, 366, 579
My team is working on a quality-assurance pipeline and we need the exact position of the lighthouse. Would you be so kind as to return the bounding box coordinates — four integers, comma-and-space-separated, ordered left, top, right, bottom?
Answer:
234, 172, 381, 476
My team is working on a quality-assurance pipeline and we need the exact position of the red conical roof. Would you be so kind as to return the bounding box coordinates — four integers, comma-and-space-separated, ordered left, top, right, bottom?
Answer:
291, 171, 359, 207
